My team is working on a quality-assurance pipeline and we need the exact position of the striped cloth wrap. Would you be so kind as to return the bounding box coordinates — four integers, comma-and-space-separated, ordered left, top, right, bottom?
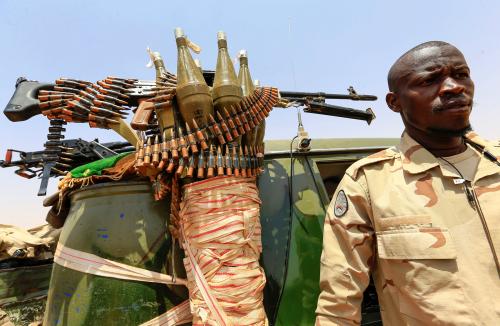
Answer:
179, 176, 267, 326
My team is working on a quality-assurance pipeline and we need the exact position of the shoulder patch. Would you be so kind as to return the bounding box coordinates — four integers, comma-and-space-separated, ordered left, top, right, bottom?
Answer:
346, 147, 397, 179
334, 190, 348, 217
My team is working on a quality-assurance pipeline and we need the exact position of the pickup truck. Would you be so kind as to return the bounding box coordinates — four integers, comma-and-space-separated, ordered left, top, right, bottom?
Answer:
0, 137, 397, 326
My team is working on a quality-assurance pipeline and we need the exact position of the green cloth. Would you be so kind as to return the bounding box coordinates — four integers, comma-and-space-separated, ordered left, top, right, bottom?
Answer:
69, 152, 132, 178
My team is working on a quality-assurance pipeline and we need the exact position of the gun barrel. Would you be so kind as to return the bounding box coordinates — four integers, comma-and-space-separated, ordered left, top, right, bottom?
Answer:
304, 101, 376, 125
280, 91, 377, 101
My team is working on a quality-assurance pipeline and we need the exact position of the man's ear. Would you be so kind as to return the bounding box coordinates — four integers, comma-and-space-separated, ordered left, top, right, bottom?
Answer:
386, 92, 401, 113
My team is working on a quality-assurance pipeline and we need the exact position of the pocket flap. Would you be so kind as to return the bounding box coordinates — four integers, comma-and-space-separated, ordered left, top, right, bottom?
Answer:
377, 228, 457, 260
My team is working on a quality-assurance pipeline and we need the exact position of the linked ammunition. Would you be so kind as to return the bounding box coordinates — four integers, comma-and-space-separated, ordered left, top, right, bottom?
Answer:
39, 99, 66, 109
54, 86, 80, 95
148, 94, 175, 103
208, 113, 226, 145
97, 80, 128, 93
67, 100, 91, 115
176, 157, 185, 176
197, 150, 205, 179
225, 145, 232, 176
93, 84, 129, 99
222, 108, 239, 138
185, 122, 199, 154
239, 146, 247, 177
90, 106, 125, 119
95, 93, 128, 105
192, 119, 209, 151
38, 94, 74, 101
213, 146, 223, 176
232, 145, 240, 177
245, 145, 252, 177
55, 79, 87, 89
152, 135, 160, 166
103, 78, 134, 88
93, 99, 125, 112
166, 157, 175, 174
230, 106, 245, 135
170, 130, 179, 160
143, 137, 152, 166
245, 109, 256, 130
59, 77, 93, 86
178, 126, 189, 160
136, 136, 145, 166
186, 155, 195, 178
207, 145, 215, 178
235, 103, 251, 132
216, 111, 233, 142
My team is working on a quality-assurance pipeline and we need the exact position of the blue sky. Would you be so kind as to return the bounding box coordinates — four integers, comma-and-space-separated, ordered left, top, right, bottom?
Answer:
1, 0, 499, 227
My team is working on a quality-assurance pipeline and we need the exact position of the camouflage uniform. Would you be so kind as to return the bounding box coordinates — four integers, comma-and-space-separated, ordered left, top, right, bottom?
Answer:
316, 132, 500, 325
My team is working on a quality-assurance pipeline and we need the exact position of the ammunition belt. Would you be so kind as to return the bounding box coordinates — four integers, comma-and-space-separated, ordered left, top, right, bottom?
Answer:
136, 142, 265, 179
134, 87, 278, 179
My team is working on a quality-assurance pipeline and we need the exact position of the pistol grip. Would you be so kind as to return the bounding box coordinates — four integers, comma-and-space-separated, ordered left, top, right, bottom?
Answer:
131, 101, 155, 130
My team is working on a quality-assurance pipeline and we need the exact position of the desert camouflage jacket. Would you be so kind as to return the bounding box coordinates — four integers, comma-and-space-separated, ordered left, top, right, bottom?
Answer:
316, 132, 500, 325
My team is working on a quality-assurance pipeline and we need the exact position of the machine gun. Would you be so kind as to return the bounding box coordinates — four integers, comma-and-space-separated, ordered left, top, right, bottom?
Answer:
279, 86, 377, 125
0, 138, 133, 195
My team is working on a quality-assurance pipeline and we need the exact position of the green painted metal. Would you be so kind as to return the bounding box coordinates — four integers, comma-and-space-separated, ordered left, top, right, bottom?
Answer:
0, 263, 52, 306
43, 181, 187, 326
0, 263, 52, 325
264, 138, 398, 153
260, 142, 396, 326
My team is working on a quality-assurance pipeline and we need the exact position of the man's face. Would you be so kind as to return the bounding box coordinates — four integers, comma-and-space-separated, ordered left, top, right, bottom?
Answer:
388, 45, 475, 137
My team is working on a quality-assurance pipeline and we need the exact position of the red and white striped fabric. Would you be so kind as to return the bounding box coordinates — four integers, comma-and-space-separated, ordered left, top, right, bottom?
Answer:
180, 176, 267, 326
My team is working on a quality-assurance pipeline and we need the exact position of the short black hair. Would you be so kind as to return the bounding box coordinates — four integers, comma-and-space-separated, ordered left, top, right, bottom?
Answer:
387, 41, 452, 92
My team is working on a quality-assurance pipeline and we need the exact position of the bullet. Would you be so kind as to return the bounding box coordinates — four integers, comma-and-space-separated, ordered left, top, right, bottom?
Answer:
136, 135, 145, 166
39, 99, 65, 109
232, 145, 240, 177
225, 145, 232, 176
192, 119, 208, 151
54, 86, 81, 95
216, 111, 233, 142
217, 146, 224, 176
170, 129, 179, 160
96, 93, 128, 105
239, 146, 247, 177
197, 150, 205, 179
176, 157, 185, 176
38, 94, 74, 101
143, 136, 152, 166
208, 114, 225, 145
178, 126, 189, 160
245, 145, 252, 177
185, 122, 199, 154
207, 145, 215, 178
152, 135, 160, 166
230, 106, 245, 135
186, 155, 195, 178
223, 108, 239, 138
97, 80, 128, 93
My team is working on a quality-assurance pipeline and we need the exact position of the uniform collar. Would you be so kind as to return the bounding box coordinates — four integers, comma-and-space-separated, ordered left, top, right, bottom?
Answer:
398, 131, 500, 181
398, 132, 441, 175
465, 131, 500, 182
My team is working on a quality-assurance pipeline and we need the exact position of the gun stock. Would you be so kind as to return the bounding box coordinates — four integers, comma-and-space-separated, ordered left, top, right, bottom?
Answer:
4, 78, 55, 122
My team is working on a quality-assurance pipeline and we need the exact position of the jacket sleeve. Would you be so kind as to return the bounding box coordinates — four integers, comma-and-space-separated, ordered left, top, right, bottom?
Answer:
315, 171, 374, 325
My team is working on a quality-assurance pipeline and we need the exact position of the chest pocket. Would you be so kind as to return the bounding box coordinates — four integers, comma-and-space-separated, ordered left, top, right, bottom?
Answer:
377, 227, 457, 260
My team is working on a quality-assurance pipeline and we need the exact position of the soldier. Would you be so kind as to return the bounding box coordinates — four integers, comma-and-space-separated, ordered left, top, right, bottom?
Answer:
316, 41, 500, 325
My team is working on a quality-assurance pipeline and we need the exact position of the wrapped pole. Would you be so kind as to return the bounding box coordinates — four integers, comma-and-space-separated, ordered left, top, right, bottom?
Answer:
179, 176, 267, 325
